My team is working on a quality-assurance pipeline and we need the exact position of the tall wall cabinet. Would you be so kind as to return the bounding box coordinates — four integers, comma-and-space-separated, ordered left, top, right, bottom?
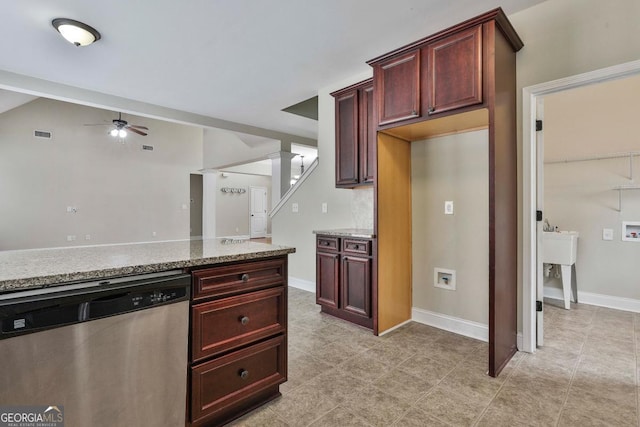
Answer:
331, 79, 375, 188
329, 8, 522, 377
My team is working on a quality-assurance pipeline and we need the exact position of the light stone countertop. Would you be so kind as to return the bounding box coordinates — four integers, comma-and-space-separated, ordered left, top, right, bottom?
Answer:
0, 239, 295, 293
312, 229, 376, 239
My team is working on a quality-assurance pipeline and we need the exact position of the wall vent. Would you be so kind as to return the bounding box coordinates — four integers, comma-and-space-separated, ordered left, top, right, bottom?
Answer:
142, 145, 154, 151
34, 130, 52, 139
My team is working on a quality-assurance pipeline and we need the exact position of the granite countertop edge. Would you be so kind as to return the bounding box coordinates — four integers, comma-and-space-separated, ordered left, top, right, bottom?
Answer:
0, 247, 295, 293
312, 229, 376, 239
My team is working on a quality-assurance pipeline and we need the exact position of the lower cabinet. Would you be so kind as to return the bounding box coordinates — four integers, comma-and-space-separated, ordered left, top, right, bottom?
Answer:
316, 235, 373, 329
188, 257, 288, 427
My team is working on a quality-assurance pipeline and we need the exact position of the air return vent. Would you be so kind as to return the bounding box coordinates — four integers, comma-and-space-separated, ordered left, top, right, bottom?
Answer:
142, 145, 154, 151
34, 130, 52, 139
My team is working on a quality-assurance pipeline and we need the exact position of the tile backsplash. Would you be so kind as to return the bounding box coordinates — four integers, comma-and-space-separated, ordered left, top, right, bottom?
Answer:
352, 187, 374, 229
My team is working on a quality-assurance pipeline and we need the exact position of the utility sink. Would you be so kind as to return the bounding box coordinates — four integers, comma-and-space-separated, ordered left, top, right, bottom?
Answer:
542, 231, 579, 265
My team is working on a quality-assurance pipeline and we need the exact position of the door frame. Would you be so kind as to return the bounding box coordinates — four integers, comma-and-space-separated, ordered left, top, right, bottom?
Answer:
521, 59, 640, 353
249, 186, 268, 238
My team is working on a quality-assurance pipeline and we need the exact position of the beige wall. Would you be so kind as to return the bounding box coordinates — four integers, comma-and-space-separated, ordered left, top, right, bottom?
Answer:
0, 98, 203, 250
215, 172, 272, 237
542, 75, 640, 299
271, 71, 374, 283
412, 130, 489, 324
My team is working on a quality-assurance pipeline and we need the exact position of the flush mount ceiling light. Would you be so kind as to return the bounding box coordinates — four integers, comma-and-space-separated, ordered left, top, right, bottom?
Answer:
52, 18, 101, 47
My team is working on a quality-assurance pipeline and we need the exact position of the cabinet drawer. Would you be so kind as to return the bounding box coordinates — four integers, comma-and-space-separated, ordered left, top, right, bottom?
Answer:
192, 258, 285, 300
191, 335, 286, 424
316, 236, 339, 252
192, 287, 286, 362
342, 239, 371, 256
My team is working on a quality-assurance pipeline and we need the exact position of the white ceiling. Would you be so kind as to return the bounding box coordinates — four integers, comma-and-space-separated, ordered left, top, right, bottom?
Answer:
0, 0, 543, 141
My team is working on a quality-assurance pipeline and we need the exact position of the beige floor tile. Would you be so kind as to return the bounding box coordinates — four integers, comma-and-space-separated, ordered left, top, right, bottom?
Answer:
476, 405, 539, 427
308, 406, 373, 427
228, 407, 290, 427
414, 386, 486, 426
269, 385, 340, 427
483, 381, 564, 426
302, 369, 369, 402
558, 405, 636, 427
396, 353, 456, 384
562, 385, 638, 426
438, 363, 504, 406
342, 387, 411, 427
338, 351, 395, 383
392, 408, 449, 426
371, 368, 434, 402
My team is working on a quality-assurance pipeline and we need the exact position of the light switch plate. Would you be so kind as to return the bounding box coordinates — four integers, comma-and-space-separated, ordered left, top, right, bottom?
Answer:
292, 203, 299, 213
321, 202, 328, 213
603, 228, 614, 241
444, 201, 454, 215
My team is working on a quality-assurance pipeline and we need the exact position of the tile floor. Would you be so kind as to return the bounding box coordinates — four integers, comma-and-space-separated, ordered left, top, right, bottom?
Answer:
230, 287, 639, 426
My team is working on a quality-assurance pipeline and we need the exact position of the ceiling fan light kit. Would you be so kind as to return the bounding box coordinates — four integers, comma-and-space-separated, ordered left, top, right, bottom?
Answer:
51, 18, 101, 47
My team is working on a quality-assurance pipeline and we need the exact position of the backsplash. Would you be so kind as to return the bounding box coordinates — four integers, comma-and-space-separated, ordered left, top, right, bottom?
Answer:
351, 187, 374, 229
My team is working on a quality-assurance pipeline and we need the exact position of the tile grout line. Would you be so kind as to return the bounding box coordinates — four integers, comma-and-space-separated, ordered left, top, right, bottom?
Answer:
470, 351, 525, 427
553, 306, 594, 427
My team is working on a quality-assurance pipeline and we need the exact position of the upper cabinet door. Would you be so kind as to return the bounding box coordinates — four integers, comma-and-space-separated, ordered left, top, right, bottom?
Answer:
359, 83, 375, 184
426, 25, 482, 116
375, 51, 420, 126
334, 90, 359, 186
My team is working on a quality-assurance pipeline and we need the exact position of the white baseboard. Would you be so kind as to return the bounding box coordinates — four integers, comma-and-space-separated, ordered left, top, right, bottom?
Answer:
544, 286, 640, 313
412, 307, 488, 342
219, 234, 251, 240
288, 277, 315, 293
517, 332, 524, 352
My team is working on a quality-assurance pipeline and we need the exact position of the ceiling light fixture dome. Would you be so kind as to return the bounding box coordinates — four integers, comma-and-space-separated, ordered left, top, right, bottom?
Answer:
52, 18, 101, 47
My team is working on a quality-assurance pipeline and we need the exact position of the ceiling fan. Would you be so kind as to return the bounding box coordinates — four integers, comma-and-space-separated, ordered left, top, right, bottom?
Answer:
85, 112, 149, 137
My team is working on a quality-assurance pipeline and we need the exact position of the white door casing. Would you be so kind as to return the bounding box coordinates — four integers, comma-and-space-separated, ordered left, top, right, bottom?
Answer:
521, 59, 640, 353
250, 186, 267, 238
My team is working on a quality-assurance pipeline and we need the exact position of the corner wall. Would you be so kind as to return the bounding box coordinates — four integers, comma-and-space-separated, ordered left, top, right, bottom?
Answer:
271, 71, 374, 284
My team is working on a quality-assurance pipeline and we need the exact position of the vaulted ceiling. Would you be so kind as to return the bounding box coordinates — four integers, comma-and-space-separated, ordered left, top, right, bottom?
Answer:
0, 0, 544, 140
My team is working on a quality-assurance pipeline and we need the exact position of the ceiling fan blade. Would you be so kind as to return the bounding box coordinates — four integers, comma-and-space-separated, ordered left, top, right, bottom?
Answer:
83, 123, 111, 126
127, 124, 149, 130
126, 126, 147, 136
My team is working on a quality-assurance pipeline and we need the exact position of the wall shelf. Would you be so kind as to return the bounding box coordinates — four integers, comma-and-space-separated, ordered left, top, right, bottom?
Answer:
613, 185, 640, 212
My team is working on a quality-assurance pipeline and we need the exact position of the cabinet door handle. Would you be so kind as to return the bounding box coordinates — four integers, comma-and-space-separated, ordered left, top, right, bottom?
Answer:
428, 107, 435, 114
354, 245, 360, 250
241, 273, 250, 282
412, 109, 417, 115
240, 316, 250, 325
239, 369, 250, 380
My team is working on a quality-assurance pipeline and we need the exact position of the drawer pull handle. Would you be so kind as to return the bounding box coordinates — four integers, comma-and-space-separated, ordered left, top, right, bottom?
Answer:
241, 273, 250, 282
354, 245, 360, 250
239, 369, 250, 380
321, 241, 329, 246
240, 316, 250, 325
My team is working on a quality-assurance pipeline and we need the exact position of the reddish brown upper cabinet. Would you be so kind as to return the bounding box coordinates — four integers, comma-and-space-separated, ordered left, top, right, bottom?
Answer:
367, 8, 524, 378
426, 25, 483, 116
375, 51, 421, 126
331, 79, 374, 188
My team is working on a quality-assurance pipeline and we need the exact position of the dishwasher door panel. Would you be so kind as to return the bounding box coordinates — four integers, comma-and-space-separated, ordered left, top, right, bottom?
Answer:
0, 300, 189, 427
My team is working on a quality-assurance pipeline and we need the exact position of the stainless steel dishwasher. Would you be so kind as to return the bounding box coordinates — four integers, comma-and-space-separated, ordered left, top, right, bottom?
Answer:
0, 270, 190, 427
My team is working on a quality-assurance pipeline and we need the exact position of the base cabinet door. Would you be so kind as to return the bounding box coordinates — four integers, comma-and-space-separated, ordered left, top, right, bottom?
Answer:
341, 256, 371, 318
316, 252, 339, 308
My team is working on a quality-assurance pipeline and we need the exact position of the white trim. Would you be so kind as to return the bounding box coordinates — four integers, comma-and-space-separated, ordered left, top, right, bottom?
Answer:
288, 277, 315, 293
218, 234, 250, 240
522, 59, 640, 354
517, 332, 524, 352
269, 158, 319, 217
411, 307, 488, 342
544, 287, 640, 313
378, 319, 412, 336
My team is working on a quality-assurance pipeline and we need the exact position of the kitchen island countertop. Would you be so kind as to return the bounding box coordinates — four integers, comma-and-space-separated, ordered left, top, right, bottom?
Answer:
0, 239, 295, 293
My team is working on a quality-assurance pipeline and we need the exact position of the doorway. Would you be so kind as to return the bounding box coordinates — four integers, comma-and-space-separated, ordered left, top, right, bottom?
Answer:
250, 186, 268, 238
190, 174, 203, 238
522, 59, 640, 353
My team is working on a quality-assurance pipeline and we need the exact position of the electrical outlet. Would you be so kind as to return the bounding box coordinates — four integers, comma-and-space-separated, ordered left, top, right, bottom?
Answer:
66, 206, 77, 213
444, 201, 454, 215
85, 234, 91, 241
603, 228, 614, 241
292, 203, 299, 213
66, 235, 76, 242
152, 231, 157, 237
321, 202, 328, 213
